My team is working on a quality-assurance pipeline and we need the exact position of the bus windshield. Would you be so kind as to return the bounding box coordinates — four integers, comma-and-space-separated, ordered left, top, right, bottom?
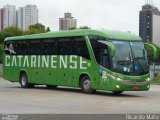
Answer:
111, 40, 149, 75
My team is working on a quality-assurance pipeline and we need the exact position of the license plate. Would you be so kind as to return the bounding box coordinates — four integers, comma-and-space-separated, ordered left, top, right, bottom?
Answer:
132, 86, 139, 90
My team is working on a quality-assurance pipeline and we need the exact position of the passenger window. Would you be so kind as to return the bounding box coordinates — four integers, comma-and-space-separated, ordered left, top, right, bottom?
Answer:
16, 41, 28, 55
43, 39, 58, 55
73, 37, 90, 60
29, 40, 41, 55
58, 38, 72, 55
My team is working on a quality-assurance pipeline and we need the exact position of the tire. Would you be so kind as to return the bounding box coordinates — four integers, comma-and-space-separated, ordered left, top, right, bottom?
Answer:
46, 85, 57, 89
80, 76, 96, 94
20, 73, 34, 88
112, 91, 123, 95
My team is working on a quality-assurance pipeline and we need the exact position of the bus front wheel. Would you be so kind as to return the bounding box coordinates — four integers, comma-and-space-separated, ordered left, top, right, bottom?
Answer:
20, 73, 34, 88
80, 76, 96, 94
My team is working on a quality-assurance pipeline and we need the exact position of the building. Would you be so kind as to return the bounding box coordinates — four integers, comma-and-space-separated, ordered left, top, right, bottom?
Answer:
18, 7, 25, 30
3, 5, 17, 29
59, 12, 77, 30
139, 4, 160, 46
0, 4, 38, 31
24, 5, 38, 30
18, 5, 38, 30
0, 9, 4, 31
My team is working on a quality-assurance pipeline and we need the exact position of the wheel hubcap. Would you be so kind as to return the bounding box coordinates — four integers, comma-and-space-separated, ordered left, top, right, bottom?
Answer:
21, 76, 27, 86
83, 80, 90, 90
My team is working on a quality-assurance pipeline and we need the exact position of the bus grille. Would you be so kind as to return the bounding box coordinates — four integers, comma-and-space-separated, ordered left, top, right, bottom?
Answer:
123, 80, 148, 84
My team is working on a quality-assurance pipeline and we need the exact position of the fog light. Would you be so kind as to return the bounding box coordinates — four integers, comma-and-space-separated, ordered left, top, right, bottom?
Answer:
116, 85, 120, 89
147, 85, 150, 88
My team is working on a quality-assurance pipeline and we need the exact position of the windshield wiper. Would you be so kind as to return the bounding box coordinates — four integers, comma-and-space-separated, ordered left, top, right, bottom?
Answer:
132, 51, 145, 73
129, 43, 145, 73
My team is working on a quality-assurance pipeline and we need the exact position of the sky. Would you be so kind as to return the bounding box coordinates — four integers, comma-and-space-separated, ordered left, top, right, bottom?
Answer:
0, 0, 160, 35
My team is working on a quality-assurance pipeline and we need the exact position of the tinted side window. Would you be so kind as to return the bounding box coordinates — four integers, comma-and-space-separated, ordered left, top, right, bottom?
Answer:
43, 39, 58, 55
29, 40, 41, 55
89, 36, 110, 68
16, 41, 28, 55
73, 37, 90, 60
98, 43, 110, 69
58, 38, 72, 55
89, 36, 106, 62
89, 39, 102, 64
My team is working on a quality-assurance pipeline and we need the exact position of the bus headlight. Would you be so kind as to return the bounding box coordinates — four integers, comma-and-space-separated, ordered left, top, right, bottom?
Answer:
145, 78, 151, 82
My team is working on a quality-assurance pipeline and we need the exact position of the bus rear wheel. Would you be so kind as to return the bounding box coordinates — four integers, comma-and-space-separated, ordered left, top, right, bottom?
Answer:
46, 85, 57, 89
80, 76, 96, 94
20, 73, 34, 88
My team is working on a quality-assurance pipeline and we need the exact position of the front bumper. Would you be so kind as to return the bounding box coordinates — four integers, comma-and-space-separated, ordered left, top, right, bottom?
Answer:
111, 79, 150, 91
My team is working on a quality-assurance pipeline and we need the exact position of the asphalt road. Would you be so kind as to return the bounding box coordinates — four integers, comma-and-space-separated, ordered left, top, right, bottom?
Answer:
0, 78, 160, 114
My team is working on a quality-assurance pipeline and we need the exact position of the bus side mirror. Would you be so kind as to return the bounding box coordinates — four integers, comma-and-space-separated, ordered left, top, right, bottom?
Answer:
144, 43, 159, 59
98, 40, 116, 58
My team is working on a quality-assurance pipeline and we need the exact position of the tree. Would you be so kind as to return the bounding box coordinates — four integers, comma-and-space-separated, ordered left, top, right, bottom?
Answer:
24, 23, 50, 35
46, 27, 51, 32
0, 26, 23, 43
69, 27, 77, 30
29, 23, 45, 31
2, 26, 23, 37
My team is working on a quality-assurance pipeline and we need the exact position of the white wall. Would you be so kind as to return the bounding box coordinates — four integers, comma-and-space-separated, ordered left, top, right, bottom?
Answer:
3, 5, 17, 28
152, 14, 160, 47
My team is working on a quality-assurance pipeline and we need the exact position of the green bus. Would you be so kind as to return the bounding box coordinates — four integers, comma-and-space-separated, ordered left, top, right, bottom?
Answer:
3, 29, 158, 94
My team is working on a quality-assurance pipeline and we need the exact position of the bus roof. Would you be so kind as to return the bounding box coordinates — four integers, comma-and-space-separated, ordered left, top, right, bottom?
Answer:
5, 29, 141, 41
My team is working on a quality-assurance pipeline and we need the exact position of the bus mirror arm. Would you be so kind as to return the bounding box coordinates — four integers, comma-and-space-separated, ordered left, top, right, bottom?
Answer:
144, 43, 159, 59
98, 40, 116, 58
